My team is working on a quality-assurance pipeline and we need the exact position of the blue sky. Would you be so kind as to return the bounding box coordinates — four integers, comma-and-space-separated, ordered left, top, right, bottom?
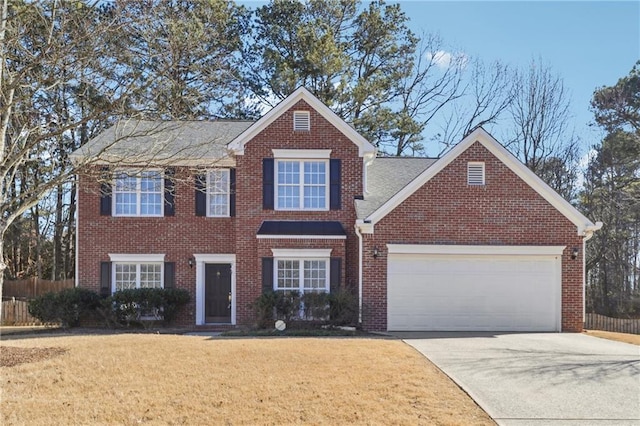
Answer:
241, 1, 639, 153
397, 1, 639, 150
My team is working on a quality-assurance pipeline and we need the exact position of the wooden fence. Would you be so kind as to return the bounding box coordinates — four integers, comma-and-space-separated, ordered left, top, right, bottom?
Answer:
584, 313, 640, 335
3, 278, 75, 299
1, 299, 50, 326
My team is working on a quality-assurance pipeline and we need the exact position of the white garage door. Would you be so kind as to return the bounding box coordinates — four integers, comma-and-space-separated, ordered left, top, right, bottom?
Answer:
387, 245, 564, 332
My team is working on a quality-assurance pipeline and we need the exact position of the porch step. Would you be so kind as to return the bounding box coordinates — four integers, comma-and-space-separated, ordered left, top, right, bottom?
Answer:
190, 324, 238, 332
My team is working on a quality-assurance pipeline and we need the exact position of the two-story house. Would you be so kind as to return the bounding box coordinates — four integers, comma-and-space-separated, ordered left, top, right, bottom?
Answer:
72, 88, 601, 332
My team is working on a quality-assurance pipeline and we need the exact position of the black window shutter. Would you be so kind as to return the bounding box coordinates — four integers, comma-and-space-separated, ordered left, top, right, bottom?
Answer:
330, 159, 341, 210
164, 262, 175, 289
330, 258, 341, 293
262, 257, 274, 293
195, 174, 206, 217
100, 166, 112, 216
263, 158, 274, 210
229, 169, 236, 217
100, 262, 112, 296
164, 168, 175, 216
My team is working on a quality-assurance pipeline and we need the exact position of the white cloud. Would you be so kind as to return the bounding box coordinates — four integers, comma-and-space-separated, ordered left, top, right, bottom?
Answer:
426, 50, 468, 69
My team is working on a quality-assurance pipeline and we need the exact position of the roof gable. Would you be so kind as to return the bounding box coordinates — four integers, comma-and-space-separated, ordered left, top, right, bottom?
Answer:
363, 127, 601, 236
355, 157, 437, 219
228, 87, 376, 158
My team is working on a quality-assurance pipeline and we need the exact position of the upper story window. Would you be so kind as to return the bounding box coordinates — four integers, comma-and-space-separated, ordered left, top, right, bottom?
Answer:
276, 160, 327, 210
114, 170, 163, 216
207, 169, 230, 217
293, 111, 310, 131
467, 162, 485, 186
264, 150, 339, 211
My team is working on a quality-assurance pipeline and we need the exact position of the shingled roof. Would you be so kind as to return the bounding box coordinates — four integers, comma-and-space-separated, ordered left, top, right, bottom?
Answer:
356, 157, 437, 219
71, 119, 253, 166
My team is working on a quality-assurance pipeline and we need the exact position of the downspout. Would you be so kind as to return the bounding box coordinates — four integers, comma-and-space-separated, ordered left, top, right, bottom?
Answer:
582, 222, 603, 324
354, 224, 363, 325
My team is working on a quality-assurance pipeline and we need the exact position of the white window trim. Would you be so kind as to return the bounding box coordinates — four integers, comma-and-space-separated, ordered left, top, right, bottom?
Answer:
271, 248, 332, 258
112, 169, 164, 217
386, 244, 566, 256
293, 110, 310, 131
271, 249, 332, 295
467, 162, 485, 186
273, 258, 330, 294
206, 169, 231, 217
109, 253, 165, 262
109, 253, 165, 293
272, 149, 331, 159
194, 254, 236, 326
275, 159, 329, 211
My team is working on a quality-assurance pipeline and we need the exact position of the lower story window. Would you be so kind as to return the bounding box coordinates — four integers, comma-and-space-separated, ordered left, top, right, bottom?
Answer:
275, 259, 328, 294
114, 263, 162, 291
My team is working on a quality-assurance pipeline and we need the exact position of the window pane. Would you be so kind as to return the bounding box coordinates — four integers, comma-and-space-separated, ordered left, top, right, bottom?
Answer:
115, 173, 137, 191
304, 260, 327, 292
140, 193, 162, 215
208, 170, 229, 216
115, 193, 137, 215
140, 264, 162, 288
140, 174, 161, 192
277, 185, 300, 209
303, 161, 326, 209
304, 162, 325, 185
115, 264, 137, 291
303, 186, 326, 209
278, 161, 300, 184
276, 260, 299, 290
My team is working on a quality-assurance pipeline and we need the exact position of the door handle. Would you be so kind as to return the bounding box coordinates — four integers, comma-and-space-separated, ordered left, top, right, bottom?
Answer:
228, 292, 232, 309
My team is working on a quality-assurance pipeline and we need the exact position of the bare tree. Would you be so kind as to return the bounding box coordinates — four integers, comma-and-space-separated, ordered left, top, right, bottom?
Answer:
506, 60, 580, 197
382, 33, 466, 156
0, 1, 233, 307
437, 60, 513, 152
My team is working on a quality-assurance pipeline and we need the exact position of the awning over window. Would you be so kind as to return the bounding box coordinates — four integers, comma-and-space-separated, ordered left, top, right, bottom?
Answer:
257, 221, 346, 237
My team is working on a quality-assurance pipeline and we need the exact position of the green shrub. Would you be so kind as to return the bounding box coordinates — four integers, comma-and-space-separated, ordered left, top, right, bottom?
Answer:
28, 288, 101, 327
275, 290, 300, 321
253, 289, 358, 329
252, 291, 279, 329
27, 292, 60, 324
328, 289, 358, 326
301, 292, 330, 320
252, 291, 301, 328
106, 288, 190, 327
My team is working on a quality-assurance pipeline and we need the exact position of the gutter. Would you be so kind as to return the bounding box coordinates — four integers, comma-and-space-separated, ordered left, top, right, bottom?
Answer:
583, 221, 603, 241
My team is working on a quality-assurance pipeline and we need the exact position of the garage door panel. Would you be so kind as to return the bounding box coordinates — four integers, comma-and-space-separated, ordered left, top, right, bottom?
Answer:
387, 250, 560, 332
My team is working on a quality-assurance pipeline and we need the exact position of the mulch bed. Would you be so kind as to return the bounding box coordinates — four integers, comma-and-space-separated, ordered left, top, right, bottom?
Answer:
0, 346, 67, 367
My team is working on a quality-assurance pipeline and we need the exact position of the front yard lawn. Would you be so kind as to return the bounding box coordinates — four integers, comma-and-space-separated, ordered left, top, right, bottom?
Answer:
1, 334, 494, 425
584, 329, 640, 345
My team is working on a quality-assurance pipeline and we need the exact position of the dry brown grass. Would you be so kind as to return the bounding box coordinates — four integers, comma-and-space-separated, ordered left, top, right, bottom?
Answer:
584, 329, 640, 345
0, 334, 494, 425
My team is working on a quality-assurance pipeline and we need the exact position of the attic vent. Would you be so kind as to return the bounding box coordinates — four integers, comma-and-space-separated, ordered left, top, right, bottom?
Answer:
467, 162, 485, 185
293, 111, 310, 131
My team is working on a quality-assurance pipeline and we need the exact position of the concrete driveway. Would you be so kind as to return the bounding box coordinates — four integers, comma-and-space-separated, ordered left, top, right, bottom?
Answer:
400, 333, 640, 426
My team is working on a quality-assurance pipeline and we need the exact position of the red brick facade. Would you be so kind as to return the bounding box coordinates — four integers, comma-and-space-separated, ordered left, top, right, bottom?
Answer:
77, 93, 591, 332
234, 100, 362, 324
360, 142, 585, 332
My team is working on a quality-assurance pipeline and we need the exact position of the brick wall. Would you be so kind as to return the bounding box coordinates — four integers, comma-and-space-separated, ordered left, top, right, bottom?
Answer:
361, 141, 585, 332
77, 167, 236, 325
235, 100, 362, 324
